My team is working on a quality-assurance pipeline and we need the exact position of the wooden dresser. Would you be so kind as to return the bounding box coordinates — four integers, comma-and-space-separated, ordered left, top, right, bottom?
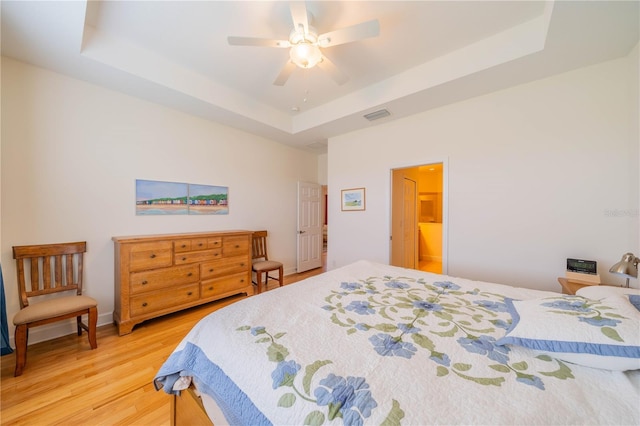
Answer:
113, 230, 254, 335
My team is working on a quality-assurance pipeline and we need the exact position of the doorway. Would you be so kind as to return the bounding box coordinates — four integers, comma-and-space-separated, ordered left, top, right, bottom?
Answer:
390, 162, 445, 274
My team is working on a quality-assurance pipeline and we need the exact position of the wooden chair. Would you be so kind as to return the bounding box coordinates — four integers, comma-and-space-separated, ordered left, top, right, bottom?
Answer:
251, 231, 283, 294
12, 241, 97, 376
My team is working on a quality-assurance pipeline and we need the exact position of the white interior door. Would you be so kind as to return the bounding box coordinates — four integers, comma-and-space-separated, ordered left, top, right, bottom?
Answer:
391, 170, 418, 268
297, 181, 322, 273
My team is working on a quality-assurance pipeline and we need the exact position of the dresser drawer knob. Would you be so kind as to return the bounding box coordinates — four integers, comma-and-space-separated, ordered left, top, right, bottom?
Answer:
240, 263, 245, 267
150, 254, 156, 258
182, 257, 187, 261
209, 268, 214, 272
142, 302, 148, 307
181, 244, 186, 248
208, 286, 213, 291
142, 280, 148, 285
235, 245, 240, 248
240, 279, 245, 283
198, 243, 203, 247
187, 292, 193, 296
187, 272, 193, 277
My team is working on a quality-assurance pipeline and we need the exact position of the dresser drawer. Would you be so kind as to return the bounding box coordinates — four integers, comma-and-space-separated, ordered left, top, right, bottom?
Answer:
174, 238, 208, 253
223, 236, 249, 257
201, 273, 250, 299
207, 237, 222, 249
175, 237, 223, 253
174, 249, 221, 265
201, 255, 250, 280
130, 264, 199, 294
130, 284, 200, 317
129, 242, 173, 272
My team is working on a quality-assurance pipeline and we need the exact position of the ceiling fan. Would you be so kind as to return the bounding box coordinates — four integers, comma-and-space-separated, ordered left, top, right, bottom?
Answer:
227, 2, 380, 86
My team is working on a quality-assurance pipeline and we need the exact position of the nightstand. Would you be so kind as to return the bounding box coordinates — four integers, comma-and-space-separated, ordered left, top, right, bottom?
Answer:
557, 277, 599, 295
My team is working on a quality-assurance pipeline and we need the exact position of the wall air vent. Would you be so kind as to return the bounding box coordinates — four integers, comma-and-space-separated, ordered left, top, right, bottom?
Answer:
363, 109, 391, 121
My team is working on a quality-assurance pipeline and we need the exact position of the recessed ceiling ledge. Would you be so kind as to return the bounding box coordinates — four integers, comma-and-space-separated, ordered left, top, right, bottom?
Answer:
80, 25, 293, 134
290, 4, 554, 134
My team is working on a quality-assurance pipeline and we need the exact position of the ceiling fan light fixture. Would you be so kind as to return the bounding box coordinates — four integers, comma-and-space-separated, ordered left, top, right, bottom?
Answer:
228, 3, 380, 85
290, 42, 322, 69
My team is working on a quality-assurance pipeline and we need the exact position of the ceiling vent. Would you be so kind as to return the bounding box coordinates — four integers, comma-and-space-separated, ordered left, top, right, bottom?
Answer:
364, 109, 391, 121
306, 141, 327, 150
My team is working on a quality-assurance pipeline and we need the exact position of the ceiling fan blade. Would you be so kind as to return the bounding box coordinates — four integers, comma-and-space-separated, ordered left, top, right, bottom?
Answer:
273, 61, 297, 86
290, 2, 309, 35
318, 19, 380, 47
317, 55, 349, 85
228, 36, 290, 48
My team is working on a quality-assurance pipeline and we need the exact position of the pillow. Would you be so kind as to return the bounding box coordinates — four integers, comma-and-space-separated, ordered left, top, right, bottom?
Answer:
497, 295, 640, 371
576, 286, 640, 312
629, 295, 640, 312
576, 285, 640, 299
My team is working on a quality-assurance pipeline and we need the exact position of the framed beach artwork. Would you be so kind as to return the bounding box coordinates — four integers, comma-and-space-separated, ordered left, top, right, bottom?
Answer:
187, 184, 229, 215
136, 180, 189, 215
341, 187, 366, 211
135, 180, 229, 215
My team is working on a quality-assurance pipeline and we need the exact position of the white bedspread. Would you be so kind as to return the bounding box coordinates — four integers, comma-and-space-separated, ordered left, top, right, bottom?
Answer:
155, 260, 640, 425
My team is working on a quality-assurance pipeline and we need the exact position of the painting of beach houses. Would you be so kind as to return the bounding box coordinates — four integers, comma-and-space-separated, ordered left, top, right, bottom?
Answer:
136, 179, 229, 215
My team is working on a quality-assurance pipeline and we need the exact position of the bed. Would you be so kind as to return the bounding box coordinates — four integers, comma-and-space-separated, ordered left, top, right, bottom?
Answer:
154, 260, 640, 425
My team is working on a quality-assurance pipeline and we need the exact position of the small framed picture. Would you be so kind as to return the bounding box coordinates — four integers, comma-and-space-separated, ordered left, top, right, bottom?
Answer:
341, 187, 366, 211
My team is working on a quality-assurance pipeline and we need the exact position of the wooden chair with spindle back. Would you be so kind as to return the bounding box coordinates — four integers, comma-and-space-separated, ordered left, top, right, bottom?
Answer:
12, 241, 98, 376
251, 231, 283, 294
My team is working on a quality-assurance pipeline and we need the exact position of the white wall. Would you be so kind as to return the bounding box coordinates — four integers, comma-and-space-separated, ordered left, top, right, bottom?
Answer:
1, 58, 319, 343
328, 50, 640, 292
317, 153, 328, 186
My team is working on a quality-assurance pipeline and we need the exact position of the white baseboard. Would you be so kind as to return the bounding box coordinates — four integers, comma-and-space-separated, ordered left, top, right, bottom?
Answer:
284, 266, 298, 276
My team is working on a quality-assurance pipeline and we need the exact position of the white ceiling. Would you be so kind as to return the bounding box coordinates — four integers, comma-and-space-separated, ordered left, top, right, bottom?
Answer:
2, 1, 638, 153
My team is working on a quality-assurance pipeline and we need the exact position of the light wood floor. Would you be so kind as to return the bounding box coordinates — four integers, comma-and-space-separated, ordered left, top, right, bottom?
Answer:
0, 261, 326, 426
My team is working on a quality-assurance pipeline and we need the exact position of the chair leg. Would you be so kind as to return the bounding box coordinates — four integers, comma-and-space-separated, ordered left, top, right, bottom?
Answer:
256, 271, 263, 294
14, 324, 28, 377
76, 315, 83, 336
278, 266, 284, 287
87, 306, 98, 349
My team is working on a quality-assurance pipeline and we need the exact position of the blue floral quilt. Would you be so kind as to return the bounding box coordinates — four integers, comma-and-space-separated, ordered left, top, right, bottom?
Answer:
154, 260, 639, 425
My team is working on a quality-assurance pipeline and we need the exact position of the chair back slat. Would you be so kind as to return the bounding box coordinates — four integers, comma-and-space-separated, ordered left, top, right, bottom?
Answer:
30, 258, 40, 292
55, 255, 63, 288
13, 242, 87, 308
65, 254, 74, 288
251, 231, 269, 261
